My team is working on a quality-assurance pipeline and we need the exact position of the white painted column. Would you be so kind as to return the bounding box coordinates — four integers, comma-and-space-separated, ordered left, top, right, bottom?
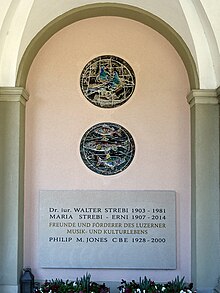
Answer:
0, 87, 29, 293
187, 89, 220, 292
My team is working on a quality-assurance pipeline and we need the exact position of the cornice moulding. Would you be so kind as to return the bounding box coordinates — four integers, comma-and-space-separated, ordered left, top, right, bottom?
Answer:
217, 86, 220, 98
0, 87, 29, 105
187, 89, 218, 107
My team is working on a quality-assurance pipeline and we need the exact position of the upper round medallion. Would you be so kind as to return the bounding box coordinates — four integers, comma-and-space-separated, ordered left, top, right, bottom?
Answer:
80, 55, 136, 108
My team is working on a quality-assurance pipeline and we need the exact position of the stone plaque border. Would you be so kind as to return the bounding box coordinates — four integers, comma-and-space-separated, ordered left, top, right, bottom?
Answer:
39, 190, 176, 269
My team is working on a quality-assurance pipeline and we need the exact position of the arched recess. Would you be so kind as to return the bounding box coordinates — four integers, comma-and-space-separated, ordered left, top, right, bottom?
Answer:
16, 3, 199, 89
2, 3, 220, 293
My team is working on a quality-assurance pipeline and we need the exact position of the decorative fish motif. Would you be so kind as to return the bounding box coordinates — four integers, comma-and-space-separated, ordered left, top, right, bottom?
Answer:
96, 154, 126, 170
84, 140, 130, 153
94, 124, 121, 137
84, 141, 118, 153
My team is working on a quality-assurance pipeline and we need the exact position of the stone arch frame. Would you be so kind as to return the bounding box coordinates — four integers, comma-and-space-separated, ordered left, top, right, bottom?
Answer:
16, 3, 199, 89
2, 3, 219, 293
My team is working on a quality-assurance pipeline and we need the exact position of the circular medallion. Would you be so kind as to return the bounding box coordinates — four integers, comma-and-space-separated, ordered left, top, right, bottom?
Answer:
80, 123, 135, 175
80, 55, 135, 108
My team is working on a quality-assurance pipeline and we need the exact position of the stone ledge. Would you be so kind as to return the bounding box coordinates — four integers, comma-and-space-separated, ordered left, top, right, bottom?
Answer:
187, 89, 218, 107
0, 87, 29, 105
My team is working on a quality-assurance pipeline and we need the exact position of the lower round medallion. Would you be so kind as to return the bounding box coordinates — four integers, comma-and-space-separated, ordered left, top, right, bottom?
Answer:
80, 122, 135, 175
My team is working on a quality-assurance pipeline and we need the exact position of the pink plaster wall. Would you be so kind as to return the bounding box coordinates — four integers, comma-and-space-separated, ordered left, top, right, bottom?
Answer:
25, 16, 191, 283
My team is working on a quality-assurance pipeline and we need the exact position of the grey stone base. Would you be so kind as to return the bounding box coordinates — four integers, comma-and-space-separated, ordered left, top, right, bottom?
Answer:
0, 285, 19, 293
102, 281, 120, 293
196, 288, 214, 293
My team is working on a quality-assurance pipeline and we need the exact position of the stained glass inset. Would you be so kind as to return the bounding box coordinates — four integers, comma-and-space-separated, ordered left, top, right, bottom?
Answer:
80, 123, 135, 175
80, 55, 135, 108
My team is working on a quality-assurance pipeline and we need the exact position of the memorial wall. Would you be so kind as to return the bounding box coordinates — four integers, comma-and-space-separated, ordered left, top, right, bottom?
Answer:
25, 16, 190, 283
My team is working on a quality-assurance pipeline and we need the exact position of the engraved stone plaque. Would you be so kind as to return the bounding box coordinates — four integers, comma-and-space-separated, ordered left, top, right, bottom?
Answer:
39, 190, 176, 269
